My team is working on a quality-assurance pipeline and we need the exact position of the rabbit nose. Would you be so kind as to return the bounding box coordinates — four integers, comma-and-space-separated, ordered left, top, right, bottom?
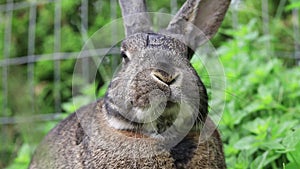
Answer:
151, 69, 178, 85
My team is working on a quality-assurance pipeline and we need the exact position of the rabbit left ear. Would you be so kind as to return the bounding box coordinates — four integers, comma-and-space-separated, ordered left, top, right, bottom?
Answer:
166, 0, 231, 48
119, 0, 152, 37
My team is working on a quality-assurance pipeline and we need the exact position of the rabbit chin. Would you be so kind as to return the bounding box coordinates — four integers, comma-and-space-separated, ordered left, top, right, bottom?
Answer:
106, 101, 181, 135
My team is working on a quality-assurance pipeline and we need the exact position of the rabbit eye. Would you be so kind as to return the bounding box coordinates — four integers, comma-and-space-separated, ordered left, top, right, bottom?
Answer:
121, 51, 130, 62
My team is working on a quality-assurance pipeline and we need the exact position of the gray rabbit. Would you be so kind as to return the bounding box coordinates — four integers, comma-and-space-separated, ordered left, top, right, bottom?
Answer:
29, 0, 231, 168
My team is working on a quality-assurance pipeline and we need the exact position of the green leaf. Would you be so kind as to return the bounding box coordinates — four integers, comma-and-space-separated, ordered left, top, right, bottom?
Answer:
243, 117, 270, 136
285, 162, 300, 169
282, 128, 300, 151
285, 1, 300, 11
5, 144, 32, 169
262, 139, 285, 150
233, 102, 261, 125
287, 141, 300, 165
97, 82, 109, 97
234, 136, 257, 150
62, 102, 77, 113
251, 151, 281, 169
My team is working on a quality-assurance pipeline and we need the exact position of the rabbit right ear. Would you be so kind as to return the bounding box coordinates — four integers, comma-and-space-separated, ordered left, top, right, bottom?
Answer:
166, 0, 231, 48
119, 0, 152, 37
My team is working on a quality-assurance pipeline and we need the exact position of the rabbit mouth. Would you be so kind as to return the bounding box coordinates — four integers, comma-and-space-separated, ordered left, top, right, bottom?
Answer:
166, 101, 177, 108
154, 101, 180, 133
141, 100, 185, 128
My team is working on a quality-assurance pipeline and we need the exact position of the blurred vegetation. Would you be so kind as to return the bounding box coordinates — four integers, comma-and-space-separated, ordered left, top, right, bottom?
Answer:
0, 0, 300, 168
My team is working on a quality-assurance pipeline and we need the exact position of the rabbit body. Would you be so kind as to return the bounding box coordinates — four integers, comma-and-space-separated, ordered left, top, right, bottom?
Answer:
30, 0, 231, 167
30, 100, 225, 169
29, 33, 226, 169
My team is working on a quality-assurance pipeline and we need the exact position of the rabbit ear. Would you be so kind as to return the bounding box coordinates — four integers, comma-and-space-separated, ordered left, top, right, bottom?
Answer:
119, 0, 152, 37
166, 0, 231, 47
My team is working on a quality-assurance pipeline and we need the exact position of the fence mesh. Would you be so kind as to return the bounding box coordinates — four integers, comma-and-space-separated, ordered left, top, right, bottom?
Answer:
0, 0, 299, 125
0, 0, 300, 168
0, 1, 299, 120
0, 0, 299, 167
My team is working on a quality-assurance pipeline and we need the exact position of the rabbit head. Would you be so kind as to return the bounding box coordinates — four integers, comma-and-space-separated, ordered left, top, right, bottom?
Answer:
104, 0, 231, 135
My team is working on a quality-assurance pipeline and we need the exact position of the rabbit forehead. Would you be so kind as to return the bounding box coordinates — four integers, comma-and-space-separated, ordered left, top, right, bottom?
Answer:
121, 33, 188, 54
140, 49, 187, 66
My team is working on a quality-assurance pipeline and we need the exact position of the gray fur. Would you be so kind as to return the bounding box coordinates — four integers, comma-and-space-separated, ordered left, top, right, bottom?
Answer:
30, 100, 225, 168
30, 0, 231, 168
119, 0, 152, 36
166, 0, 231, 47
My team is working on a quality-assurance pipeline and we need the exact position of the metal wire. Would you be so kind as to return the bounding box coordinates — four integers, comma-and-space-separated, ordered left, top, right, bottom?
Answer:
28, 3, 37, 115
54, 0, 62, 114
0, 48, 120, 67
261, 0, 271, 56
0, 113, 64, 125
0, 1, 300, 126
2, 0, 13, 117
81, 0, 90, 82
293, 9, 300, 65
0, 0, 54, 12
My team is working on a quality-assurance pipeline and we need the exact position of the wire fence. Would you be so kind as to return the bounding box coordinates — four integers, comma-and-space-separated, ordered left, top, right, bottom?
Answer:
0, 0, 299, 126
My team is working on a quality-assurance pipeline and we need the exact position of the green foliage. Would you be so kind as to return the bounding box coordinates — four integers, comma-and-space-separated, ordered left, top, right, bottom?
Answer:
286, 0, 300, 11
5, 144, 31, 169
218, 18, 300, 169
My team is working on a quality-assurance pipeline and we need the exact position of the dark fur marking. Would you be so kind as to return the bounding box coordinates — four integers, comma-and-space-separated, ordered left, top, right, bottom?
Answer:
75, 122, 85, 145
170, 137, 197, 168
